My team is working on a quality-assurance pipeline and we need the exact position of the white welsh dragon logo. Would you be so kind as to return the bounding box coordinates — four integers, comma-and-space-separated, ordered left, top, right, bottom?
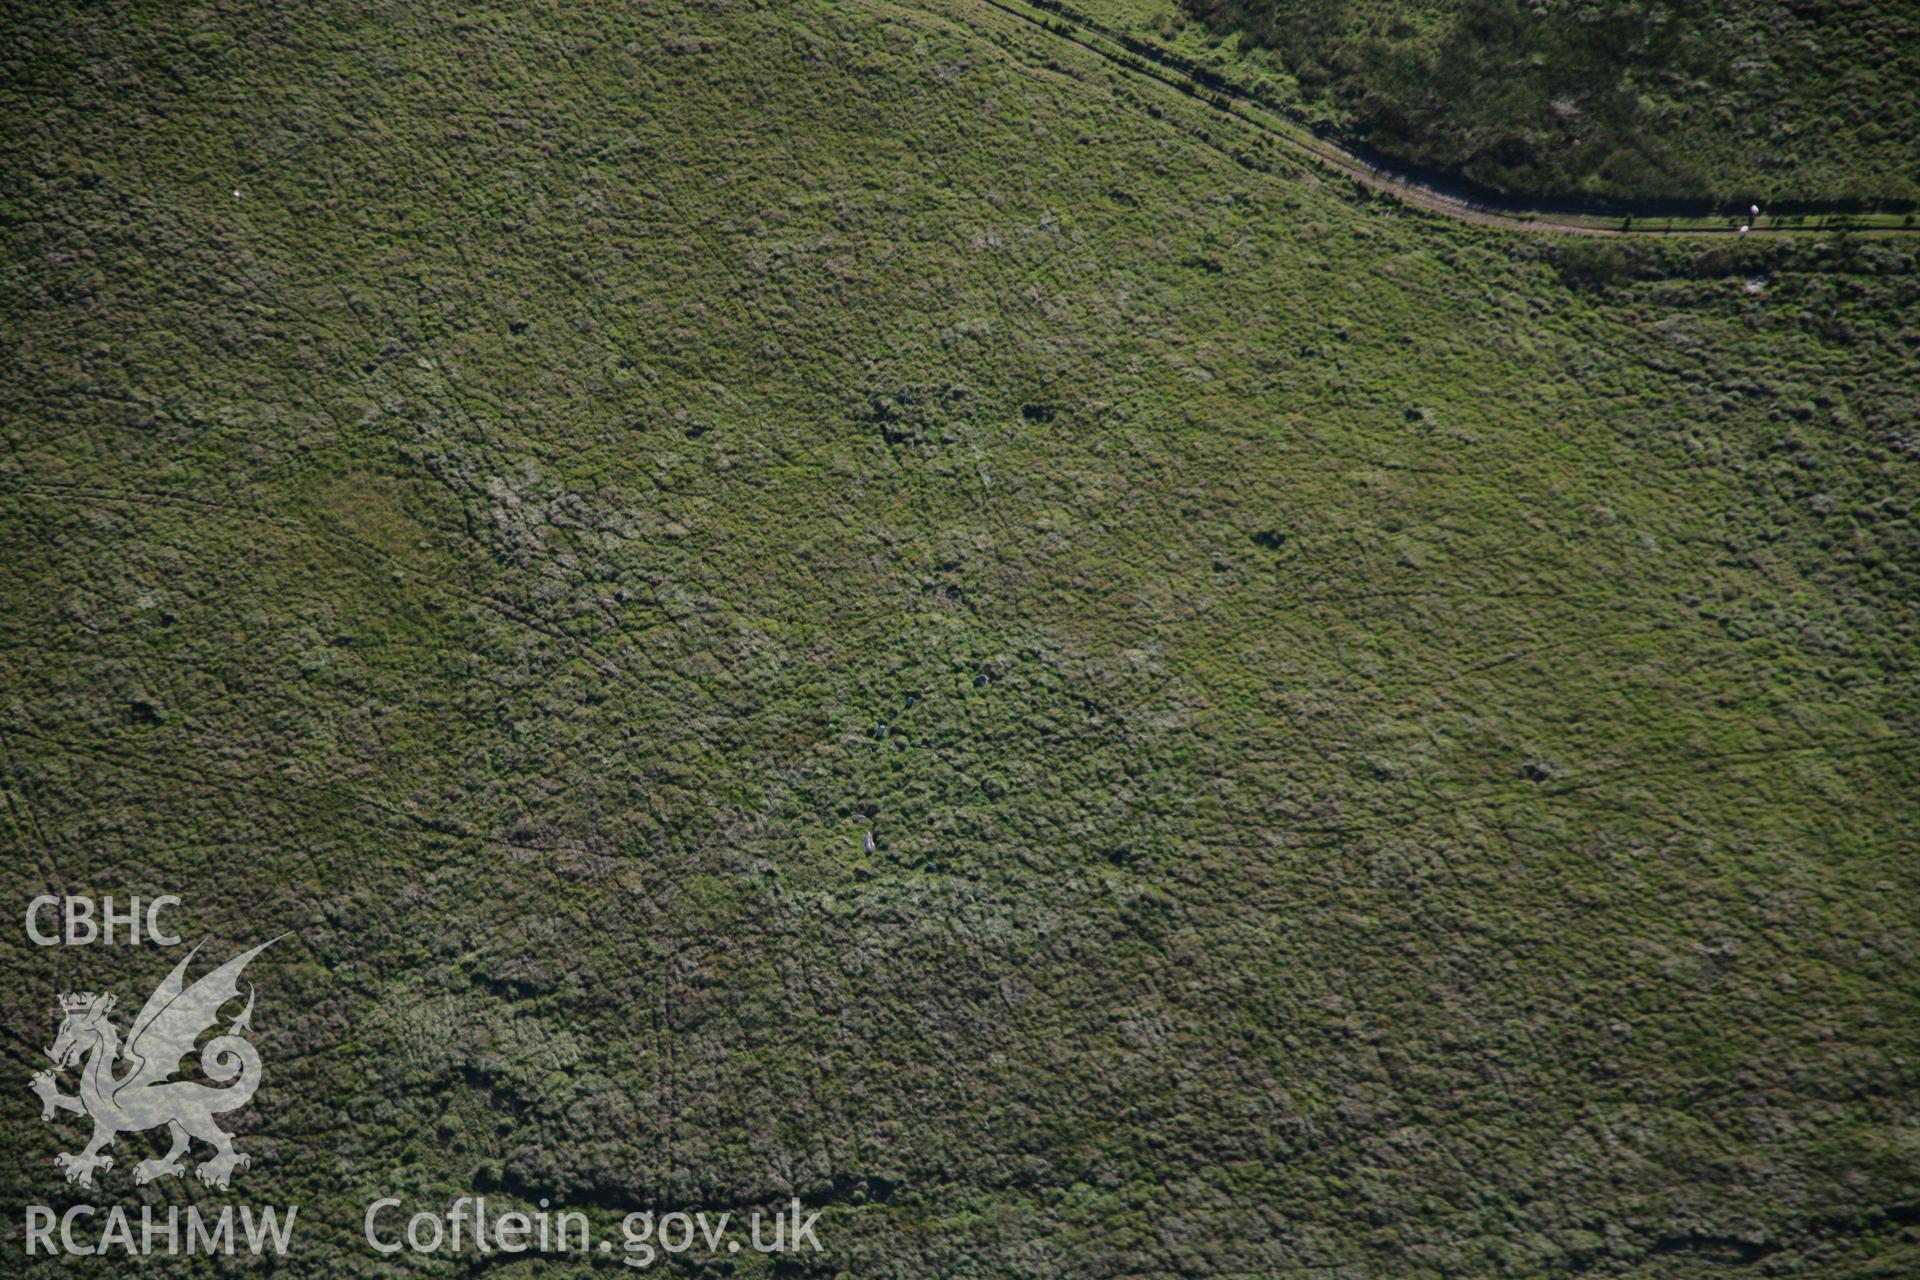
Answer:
28, 938, 282, 1189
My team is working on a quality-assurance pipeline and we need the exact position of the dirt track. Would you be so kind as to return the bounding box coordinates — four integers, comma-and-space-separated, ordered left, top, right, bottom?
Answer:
968, 0, 1918, 238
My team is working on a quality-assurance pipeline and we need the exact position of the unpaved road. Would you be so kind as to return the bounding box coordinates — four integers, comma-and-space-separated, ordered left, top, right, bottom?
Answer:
967, 0, 1918, 238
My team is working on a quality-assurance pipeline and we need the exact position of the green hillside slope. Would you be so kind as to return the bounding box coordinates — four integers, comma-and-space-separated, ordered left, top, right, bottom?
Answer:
3, 1, 1917, 1276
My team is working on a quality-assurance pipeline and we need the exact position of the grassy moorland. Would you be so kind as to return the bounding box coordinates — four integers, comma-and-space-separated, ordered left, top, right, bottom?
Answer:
2, 1, 1917, 1277
1118, 0, 1920, 206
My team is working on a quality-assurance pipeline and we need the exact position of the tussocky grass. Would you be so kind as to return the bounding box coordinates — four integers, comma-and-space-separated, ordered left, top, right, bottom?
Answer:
0, 0, 1916, 1275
